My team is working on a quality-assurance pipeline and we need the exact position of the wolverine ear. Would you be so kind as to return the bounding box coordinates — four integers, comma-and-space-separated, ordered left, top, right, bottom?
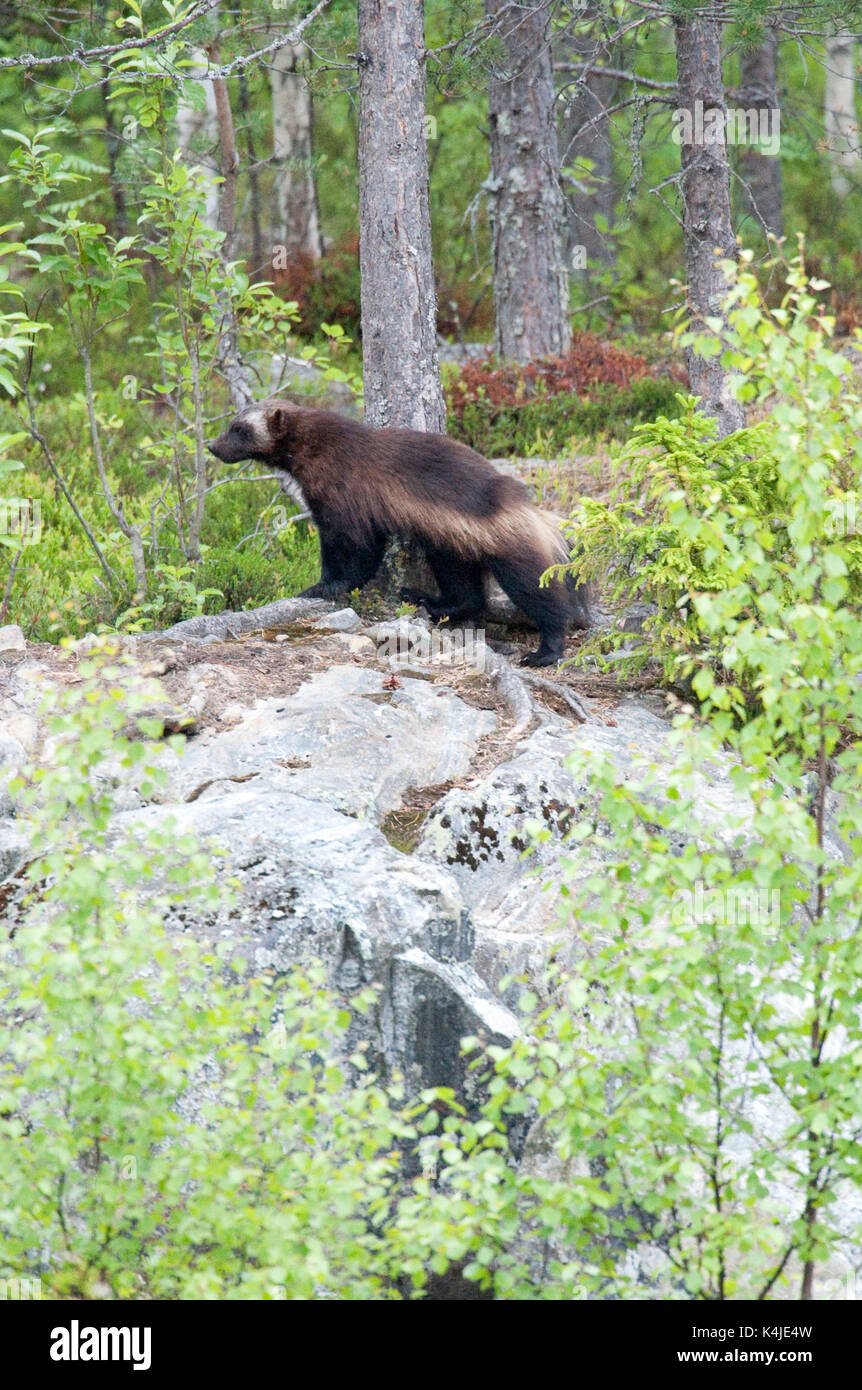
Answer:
268, 405, 289, 438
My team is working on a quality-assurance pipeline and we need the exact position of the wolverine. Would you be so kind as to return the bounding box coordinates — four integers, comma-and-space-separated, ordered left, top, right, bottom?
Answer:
207, 399, 591, 666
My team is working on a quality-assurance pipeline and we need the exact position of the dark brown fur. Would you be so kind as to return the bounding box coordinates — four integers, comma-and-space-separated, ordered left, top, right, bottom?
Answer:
208, 400, 591, 665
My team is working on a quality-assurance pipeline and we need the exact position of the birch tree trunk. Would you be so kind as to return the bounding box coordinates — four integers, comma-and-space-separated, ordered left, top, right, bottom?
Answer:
674, 8, 744, 437
176, 51, 221, 233
270, 43, 323, 264
485, 0, 571, 363
824, 33, 861, 197
357, 0, 444, 430
208, 36, 256, 413
736, 28, 783, 239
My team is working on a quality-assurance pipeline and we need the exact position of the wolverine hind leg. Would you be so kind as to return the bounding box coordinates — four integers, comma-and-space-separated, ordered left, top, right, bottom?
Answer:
488, 553, 568, 667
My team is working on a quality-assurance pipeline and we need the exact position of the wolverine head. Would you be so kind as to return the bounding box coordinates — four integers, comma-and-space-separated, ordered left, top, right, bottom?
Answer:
207, 399, 298, 465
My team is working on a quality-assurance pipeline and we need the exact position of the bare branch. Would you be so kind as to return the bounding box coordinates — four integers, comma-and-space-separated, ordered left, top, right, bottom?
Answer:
0, 0, 220, 70
555, 62, 677, 93
0, 540, 24, 625
201, 0, 334, 79
0, 0, 333, 80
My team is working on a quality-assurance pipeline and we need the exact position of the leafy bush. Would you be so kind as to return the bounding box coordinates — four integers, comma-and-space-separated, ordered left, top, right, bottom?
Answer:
0, 652, 419, 1299
395, 254, 862, 1300
436, 703, 862, 1299
444, 336, 686, 454
566, 253, 862, 691
0, 126, 335, 637
451, 334, 654, 403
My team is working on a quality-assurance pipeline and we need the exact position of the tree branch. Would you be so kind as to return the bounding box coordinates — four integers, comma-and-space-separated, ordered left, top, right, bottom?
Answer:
0, 0, 332, 79
555, 62, 677, 93
0, 0, 220, 70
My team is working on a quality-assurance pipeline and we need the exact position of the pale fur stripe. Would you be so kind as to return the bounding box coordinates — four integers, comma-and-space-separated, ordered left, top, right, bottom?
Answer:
376, 482, 569, 569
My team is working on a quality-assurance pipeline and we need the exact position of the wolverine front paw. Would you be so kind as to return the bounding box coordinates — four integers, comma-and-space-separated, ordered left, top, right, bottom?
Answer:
399, 587, 430, 609
299, 582, 343, 598
520, 650, 559, 668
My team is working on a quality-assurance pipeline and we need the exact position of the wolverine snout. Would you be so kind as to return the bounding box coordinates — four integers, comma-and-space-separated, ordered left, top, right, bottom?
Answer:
207, 433, 253, 463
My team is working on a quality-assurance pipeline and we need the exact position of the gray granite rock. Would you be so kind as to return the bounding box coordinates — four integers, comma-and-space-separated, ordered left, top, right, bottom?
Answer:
152, 665, 496, 820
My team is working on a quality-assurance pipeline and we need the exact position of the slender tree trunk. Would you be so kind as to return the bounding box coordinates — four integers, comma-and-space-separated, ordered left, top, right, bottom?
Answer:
238, 73, 265, 279
209, 40, 255, 411
357, 0, 444, 430
100, 72, 128, 239
824, 33, 861, 197
175, 50, 221, 233
212, 72, 239, 257
673, 8, 745, 437
485, 0, 571, 363
557, 7, 616, 274
270, 43, 323, 263
187, 336, 208, 563
80, 340, 147, 593
736, 29, 783, 239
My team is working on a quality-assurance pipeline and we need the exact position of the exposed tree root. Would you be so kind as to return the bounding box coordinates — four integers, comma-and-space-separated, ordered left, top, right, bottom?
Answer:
520, 670, 593, 724
479, 644, 534, 740
142, 596, 333, 643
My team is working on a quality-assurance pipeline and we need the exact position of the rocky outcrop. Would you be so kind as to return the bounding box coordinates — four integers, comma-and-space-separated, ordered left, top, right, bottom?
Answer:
1, 612, 858, 1296
152, 665, 496, 818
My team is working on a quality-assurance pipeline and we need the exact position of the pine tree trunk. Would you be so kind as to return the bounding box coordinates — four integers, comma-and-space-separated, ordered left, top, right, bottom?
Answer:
357, 0, 444, 431
824, 33, 861, 197
485, 0, 571, 362
674, 8, 744, 437
270, 43, 323, 263
737, 29, 783, 239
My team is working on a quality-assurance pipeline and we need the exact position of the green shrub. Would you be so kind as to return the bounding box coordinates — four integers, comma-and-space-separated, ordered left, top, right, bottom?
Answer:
394, 252, 862, 1300
568, 400, 783, 678
0, 652, 417, 1299
196, 530, 320, 612
566, 255, 862, 690
448, 376, 684, 456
